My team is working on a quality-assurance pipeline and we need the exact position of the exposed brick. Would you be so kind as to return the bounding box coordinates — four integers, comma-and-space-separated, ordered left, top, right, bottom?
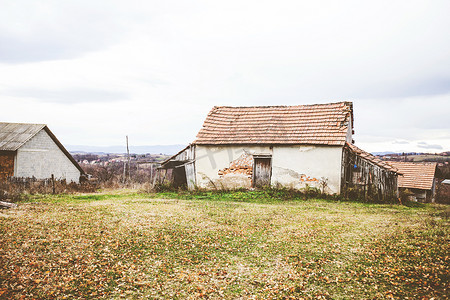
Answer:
218, 152, 253, 179
0, 152, 14, 181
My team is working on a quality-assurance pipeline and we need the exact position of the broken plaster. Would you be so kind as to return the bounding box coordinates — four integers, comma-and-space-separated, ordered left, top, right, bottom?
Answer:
218, 152, 253, 179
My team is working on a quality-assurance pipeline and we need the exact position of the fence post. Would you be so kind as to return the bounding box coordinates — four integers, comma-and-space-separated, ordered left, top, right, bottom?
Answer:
51, 174, 55, 194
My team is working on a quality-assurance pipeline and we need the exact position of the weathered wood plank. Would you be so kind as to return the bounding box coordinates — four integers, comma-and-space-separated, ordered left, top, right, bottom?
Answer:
341, 146, 398, 202
253, 157, 272, 188
185, 162, 196, 190
0, 201, 17, 208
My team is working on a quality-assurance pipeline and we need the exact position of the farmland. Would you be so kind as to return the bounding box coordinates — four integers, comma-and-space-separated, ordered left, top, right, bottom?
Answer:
0, 190, 449, 299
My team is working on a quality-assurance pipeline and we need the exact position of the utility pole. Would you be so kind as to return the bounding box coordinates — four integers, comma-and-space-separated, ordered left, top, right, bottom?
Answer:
123, 161, 126, 184
150, 163, 153, 183
126, 135, 131, 183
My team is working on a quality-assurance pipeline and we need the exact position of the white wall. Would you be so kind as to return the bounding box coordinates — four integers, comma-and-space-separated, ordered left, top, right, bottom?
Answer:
195, 145, 343, 193
346, 115, 353, 143
15, 129, 81, 182
272, 146, 342, 193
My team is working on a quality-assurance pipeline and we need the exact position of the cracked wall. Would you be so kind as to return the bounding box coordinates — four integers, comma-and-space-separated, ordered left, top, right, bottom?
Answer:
272, 146, 342, 193
195, 145, 342, 193
195, 146, 271, 189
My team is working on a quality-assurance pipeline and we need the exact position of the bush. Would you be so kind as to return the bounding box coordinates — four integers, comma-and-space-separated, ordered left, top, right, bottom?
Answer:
0, 177, 97, 202
400, 188, 415, 203
436, 181, 450, 204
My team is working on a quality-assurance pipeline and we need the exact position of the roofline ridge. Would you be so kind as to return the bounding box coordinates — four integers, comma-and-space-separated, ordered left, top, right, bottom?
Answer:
212, 101, 353, 109
0, 121, 47, 127
43, 126, 85, 174
345, 142, 401, 173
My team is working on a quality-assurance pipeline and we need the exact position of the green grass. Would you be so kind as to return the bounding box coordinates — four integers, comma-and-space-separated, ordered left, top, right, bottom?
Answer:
0, 190, 448, 299
22, 189, 146, 203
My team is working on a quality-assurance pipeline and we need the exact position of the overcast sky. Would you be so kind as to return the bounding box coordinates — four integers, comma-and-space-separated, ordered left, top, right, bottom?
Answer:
1, 0, 449, 153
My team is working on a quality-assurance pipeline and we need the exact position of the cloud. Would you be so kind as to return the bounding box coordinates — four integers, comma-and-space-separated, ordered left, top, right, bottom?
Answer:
3, 88, 129, 104
353, 95, 450, 140
417, 142, 443, 150
0, 1, 147, 64
392, 140, 410, 145
0, 0, 449, 150
0, 33, 115, 64
352, 77, 450, 99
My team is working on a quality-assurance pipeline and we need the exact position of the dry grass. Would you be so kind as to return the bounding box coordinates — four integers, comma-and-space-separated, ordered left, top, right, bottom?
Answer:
0, 191, 448, 299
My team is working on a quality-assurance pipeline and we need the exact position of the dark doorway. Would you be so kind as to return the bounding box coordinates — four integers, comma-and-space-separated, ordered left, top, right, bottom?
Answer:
172, 166, 187, 188
253, 156, 272, 188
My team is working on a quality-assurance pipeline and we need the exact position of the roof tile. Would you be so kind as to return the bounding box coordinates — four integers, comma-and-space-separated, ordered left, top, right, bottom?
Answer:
388, 162, 437, 190
195, 102, 353, 145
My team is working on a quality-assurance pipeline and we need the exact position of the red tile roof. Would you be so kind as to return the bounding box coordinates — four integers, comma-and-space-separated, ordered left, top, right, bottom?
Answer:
346, 143, 400, 173
388, 162, 437, 190
195, 102, 353, 145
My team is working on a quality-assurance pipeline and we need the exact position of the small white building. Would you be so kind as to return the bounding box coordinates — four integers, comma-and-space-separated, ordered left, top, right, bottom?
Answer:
0, 122, 84, 183
160, 102, 399, 200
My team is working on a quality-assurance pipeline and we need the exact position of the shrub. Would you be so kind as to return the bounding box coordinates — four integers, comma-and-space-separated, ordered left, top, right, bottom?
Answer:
0, 177, 97, 202
400, 188, 415, 203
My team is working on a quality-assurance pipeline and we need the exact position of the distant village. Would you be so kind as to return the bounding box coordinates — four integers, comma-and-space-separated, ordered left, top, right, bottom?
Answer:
376, 151, 450, 162
72, 152, 169, 168
70, 152, 170, 186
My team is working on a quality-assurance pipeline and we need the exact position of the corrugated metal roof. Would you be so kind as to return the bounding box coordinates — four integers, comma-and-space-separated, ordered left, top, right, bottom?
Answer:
0, 122, 46, 151
346, 143, 400, 173
388, 161, 437, 190
194, 102, 353, 146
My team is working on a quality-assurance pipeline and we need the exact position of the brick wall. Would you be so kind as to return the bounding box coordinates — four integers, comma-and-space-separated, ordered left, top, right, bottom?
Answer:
0, 152, 15, 181
15, 129, 81, 182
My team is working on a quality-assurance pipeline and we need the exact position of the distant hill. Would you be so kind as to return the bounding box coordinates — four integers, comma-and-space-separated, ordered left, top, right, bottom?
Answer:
372, 151, 449, 157
371, 151, 397, 156
374, 151, 450, 164
67, 144, 186, 155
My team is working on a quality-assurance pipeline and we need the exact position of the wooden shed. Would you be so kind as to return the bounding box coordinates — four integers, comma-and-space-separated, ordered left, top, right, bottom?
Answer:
341, 143, 400, 202
0, 122, 84, 183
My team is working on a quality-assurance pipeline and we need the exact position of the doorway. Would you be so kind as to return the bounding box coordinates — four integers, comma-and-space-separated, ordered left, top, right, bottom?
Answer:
253, 156, 272, 188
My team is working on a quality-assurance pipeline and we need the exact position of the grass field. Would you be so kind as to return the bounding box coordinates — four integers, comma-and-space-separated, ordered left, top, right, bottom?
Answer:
0, 190, 449, 299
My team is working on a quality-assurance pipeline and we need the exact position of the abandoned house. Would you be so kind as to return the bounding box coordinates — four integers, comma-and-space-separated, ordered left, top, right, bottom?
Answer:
160, 102, 400, 200
0, 122, 84, 183
388, 161, 437, 202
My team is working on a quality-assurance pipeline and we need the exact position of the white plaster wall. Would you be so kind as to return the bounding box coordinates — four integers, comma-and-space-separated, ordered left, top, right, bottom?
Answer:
195, 145, 272, 189
195, 144, 343, 193
346, 115, 353, 142
272, 146, 343, 194
15, 130, 81, 182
